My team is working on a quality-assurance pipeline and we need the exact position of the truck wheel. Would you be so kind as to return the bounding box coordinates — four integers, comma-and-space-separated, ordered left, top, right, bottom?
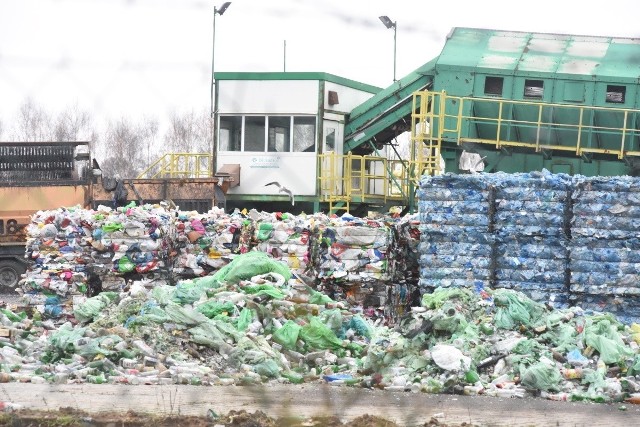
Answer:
0, 260, 25, 293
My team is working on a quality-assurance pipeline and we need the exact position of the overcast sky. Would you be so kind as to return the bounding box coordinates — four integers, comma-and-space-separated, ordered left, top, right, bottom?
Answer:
1, 0, 639, 132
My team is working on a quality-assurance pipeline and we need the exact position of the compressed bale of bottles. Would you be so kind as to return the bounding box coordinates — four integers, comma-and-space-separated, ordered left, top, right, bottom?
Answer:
21, 204, 174, 318
172, 208, 252, 279
570, 175, 640, 324
493, 171, 571, 308
417, 174, 494, 292
252, 211, 312, 277
312, 214, 392, 314
388, 213, 422, 320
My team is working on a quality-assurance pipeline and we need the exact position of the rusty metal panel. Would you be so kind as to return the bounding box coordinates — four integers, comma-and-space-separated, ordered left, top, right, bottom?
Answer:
91, 178, 229, 209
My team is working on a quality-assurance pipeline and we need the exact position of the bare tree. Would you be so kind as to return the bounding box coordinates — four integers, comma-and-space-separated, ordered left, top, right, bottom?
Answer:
52, 104, 94, 142
140, 115, 159, 166
12, 99, 54, 141
164, 109, 212, 153
100, 118, 146, 179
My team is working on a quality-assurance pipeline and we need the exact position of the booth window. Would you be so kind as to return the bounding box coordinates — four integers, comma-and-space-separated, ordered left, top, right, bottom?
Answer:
218, 116, 241, 151
218, 114, 315, 153
524, 79, 544, 99
244, 116, 266, 152
293, 116, 316, 152
484, 76, 504, 96
606, 85, 625, 103
268, 116, 291, 152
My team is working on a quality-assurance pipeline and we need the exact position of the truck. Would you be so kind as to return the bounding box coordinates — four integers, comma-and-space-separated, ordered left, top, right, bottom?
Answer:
0, 141, 232, 292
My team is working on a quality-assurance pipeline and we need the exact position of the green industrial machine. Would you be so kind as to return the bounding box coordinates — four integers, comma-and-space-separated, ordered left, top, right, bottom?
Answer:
347, 27, 640, 177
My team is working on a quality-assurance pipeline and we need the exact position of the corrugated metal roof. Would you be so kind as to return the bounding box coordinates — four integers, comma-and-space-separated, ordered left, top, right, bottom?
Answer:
437, 28, 640, 82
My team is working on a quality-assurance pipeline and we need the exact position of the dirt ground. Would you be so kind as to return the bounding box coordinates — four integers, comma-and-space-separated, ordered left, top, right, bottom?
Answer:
1, 408, 406, 427
0, 383, 637, 427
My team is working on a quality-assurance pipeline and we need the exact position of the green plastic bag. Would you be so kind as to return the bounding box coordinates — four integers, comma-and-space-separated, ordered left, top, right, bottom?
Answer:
46, 323, 87, 361
193, 275, 222, 290
188, 321, 227, 350
135, 304, 170, 325
520, 361, 562, 392
626, 355, 640, 377
236, 307, 254, 331
492, 289, 545, 330
173, 280, 208, 304
512, 338, 539, 355
421, 287, 473, 309
0, 308, 27, 323
299, 317, 344, 351
282, 370, 304, 384
254, 359, 280, 378
309, 289, 333, 305
151, 285, 176, 306
74, 292, 118, 323
584, 318, 633, 364
211, 251, 291, 286
256, 223, 273, 241
340, 315, 372, 339
165, 304, 209, 326
117, 256, 135, 273
241, 284, 285, 299
272, 320, 302, 350
319, 309, 343, 333
102, 222, 123, 233
196, 300, 235, 319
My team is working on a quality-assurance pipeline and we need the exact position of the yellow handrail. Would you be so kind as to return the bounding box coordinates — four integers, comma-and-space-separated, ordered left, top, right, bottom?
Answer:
137, 153, 213, 179
317, 152, 422, 213
412, 90, 640, 160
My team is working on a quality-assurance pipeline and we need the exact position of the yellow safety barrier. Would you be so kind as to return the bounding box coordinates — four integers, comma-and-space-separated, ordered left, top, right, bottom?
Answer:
137, 153, 213, 179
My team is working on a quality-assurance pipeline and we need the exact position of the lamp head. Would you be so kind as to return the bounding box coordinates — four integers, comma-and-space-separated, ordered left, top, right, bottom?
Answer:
216, 2, 231, 15
379, 15, 395, 29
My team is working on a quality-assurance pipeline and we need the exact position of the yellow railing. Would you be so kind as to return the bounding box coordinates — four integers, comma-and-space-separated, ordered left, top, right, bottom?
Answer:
412, 90, 640, 160
318, 152, 420, 212
137, 153, 213, 179
411, 91, 443, 180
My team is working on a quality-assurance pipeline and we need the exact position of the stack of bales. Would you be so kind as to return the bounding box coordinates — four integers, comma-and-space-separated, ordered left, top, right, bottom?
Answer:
252, 211, 312, 277
172, 208, 252, 278
570, 176, 640, 323
493, 172, 571, 308
22, 206, 95, 317
313, 214, 392, 311
417, 174, 494, 293
21, 204, 174, 317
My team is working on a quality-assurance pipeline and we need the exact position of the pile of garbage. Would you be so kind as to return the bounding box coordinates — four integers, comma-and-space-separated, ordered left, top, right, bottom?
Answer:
2, 255, 640, 405
18, 204, 418, 324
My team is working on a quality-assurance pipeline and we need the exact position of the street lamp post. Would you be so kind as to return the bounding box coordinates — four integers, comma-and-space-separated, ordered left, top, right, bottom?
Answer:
211, 2, 232, 118
378, 15, 397, 82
